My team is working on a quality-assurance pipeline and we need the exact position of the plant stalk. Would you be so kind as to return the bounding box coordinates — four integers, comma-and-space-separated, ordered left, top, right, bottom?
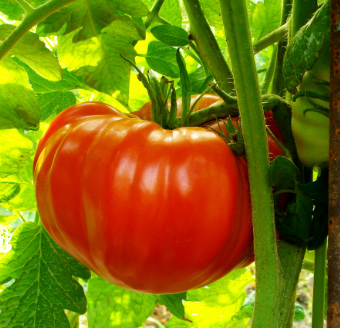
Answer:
253, 23, 288, 54
218, 0, 283, 326
181, 0, 234, 94
312, 238, 327, 328
271, 0, 293, 97
261, 45, 278, 94
176, 94, 289, 128
291, 0, 318, 38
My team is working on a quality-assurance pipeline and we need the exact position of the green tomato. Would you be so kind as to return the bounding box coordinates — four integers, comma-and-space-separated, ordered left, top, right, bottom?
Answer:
291, 36, 330, 168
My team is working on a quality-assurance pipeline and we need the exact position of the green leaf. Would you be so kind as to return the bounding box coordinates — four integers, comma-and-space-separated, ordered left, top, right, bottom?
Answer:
0, 0, 48, 20
0, 129, 32, 179
12, 57, 80, 121
87, 276, 157, 327
151, 25, 189, 47
58, 16, 144, 105
145, 41, 179, 78
299, 174, 328, 204
283, 0, 331, 93
0, 24, 63, 130
0, 25, 62, 81
1, 158, 36, 213
188, 67, 214, 94
200, 0, 224, 34
276, 193, 314, 244
232, 290, 255, 320
157, 293, 186, 320
308, 202, 328, 250
158, 0, 182, 27
166, 269, 254, 328
301, 173, 328, 250
0, 222, 91, 327
269, 156, 299, 191
251, 0, 281, 41
36, 0, 149, 41
0, 183, 20, 203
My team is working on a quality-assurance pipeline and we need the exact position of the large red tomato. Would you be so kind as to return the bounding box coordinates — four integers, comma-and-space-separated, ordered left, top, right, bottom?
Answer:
34, 101, 253, 294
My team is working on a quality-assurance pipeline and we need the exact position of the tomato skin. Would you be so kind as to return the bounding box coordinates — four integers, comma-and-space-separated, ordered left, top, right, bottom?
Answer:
291, 36, 330, 168
34, 101, 253, 294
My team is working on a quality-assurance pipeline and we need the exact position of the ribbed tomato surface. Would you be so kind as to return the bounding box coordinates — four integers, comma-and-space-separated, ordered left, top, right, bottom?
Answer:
34, 102, 253, 294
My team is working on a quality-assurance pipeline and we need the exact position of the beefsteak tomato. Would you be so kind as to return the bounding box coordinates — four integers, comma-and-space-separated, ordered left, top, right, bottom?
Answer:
34, 101, 254, 294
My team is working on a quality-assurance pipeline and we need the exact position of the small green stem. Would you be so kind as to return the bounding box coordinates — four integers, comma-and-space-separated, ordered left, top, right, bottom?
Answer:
312, 238, 327, 328
261, 45, 277, 94
253, 23, 288, 54
0, 0, 77, 62
188, 41, 210, 77
145, 0, 169, 30
18, 212, 26, 223
34, 211, 40, 224
271, 0, 293, 97
211, 83, 237, 104
15, 0, 34, 15
66, 310, 80, 328
181, 46, 202, 66
181, 0, 234, 94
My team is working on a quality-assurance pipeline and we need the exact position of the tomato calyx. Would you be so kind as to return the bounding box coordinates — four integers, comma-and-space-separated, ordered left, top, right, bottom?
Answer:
206, 115, 246, 157
292, 89, 330, 118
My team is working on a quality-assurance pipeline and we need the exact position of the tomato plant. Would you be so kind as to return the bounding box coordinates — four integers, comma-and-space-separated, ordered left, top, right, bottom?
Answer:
33, 101, 254, 294
0, 0, 334, 327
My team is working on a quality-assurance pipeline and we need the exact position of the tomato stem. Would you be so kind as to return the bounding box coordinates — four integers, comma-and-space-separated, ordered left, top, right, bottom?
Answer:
144, 0, 170, 30
270, 0, 292, 97
253, 23, 288, 54
181, 0, 235, 94
261, 45, 277, 95
312, 238, 327, 328
218, 0, 287, 326
291, 0, 318, 37
178, 94, 288, 128
14, 0, 35, 15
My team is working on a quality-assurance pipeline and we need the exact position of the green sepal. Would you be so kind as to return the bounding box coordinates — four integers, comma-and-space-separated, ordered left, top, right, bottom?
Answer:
176, 49, 191, 124
167, 86, 178, 129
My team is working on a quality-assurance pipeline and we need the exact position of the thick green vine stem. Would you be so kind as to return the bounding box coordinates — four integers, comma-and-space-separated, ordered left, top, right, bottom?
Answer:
218, 1, 283, 326
253, 23, 288, 54
177, 94, 288, 128
271, 0, 293, 97
0, 0, 76, 62
181, 0, 235, 94
291, 0, 318, 38
15, 0, 35, 15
